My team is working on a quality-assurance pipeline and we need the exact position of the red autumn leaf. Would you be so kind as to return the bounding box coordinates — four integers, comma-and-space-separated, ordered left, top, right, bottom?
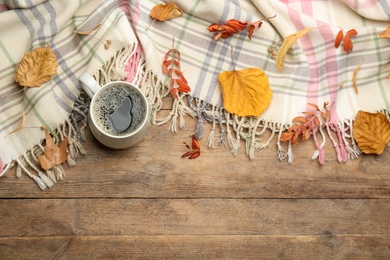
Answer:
335, 30, 344, 48
191, 135, 201, 150
347, 29, 358, 37
343, 34, 353, 53
248, 24, 255, 40
335, 28, 357, 53
175, 79, 191, 93
182, 135, 201, 159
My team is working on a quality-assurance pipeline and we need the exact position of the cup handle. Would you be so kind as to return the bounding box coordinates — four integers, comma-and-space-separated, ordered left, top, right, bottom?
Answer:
79, 72, 101, 98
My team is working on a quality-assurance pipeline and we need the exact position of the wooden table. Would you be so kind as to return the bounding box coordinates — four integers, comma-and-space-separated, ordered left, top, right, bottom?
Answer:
0, 99, 389, 259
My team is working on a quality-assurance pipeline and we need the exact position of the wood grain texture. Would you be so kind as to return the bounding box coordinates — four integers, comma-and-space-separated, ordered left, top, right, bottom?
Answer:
1, 235, 389, 259
0, 104, 389, 258
0, 114, 389, 199
1, 199, 389, 237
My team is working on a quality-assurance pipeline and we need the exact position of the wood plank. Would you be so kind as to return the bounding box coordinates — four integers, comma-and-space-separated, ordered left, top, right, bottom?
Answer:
1, 199, 389, 237
0, 120, 389, 199
0, 235, 389, 259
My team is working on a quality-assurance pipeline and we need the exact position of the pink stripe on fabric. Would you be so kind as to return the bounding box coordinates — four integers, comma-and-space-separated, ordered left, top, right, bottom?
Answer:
343, 0, 378, 9
119, 0, 143, 83
128, 0, 141, 26
283, 1, 340, 123
283, 4, 320, 112
125, 44, 143, 82
0, 4, 7, 12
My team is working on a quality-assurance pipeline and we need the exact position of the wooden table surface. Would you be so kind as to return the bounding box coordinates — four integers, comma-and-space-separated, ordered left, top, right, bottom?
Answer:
0, 99, 389, 259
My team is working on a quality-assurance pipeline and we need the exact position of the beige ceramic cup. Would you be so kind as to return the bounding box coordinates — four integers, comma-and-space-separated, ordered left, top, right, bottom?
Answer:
79, 72, 149, 149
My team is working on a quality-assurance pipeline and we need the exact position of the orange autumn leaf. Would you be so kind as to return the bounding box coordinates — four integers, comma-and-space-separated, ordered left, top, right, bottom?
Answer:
15, 46, 58, 87
218, 67, 272, 117
150, 2, 182, 21
38, 128, 68, 170
352, 110, 390, 154
378, 26, 390, 38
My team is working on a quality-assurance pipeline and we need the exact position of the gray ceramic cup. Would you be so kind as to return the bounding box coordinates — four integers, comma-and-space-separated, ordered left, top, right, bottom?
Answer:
79, 72, 149, 149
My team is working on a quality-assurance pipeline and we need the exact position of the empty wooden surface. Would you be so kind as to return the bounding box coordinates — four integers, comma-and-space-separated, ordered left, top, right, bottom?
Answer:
0, 99, 389, 259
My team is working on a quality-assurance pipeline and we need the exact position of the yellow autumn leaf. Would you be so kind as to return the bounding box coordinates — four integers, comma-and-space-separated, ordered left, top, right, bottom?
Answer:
150, 2, 182, 21
276, 27, 313, 73
15, 46, 58, 87
353, 110, 390, 154
218, 67, 272, 117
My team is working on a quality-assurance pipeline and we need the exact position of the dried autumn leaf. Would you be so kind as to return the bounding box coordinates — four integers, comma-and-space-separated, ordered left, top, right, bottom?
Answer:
352, 110, 390, 154
335, 28, 357, 53
378, 26, 390, 38
276, 27, 313, 73
15, 46, 58, 87
38, 128, 68, 170
150, 2, 182, 21
352, 62, 362, 94
218, 67, 272, 117
182, 135, 201, 159
335, 30, 344, 48
7, 111, 25, 135
73, 23, 101, 35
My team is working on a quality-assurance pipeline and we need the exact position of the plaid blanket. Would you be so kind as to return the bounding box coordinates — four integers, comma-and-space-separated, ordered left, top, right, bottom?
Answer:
0, 0, 138, 188
131, 0, 390, 161
1, 0, 390, 189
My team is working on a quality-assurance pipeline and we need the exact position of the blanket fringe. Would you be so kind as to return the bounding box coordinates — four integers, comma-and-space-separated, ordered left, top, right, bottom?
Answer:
1, 44, 138, 189
140, 68, 390, 164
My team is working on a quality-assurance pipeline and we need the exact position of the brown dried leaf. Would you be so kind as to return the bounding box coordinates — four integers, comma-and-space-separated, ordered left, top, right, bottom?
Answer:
150, 2, 182, 21
38, 128, 68, 170
218, 67, 272, 117
352, 110, 390, 154
15, 46, 58, 87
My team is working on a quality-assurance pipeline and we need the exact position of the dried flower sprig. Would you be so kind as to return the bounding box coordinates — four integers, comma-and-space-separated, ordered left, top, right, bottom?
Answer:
207, 15, 276, 41
182, 135, 201, 159
280, 102, 334, 164
162, 37, 191, 98
335, 27, 357, 53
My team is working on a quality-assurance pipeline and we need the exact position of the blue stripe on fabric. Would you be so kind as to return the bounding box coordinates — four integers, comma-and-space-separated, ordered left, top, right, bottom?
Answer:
15, 8, 35, 40
43, 1, 58, 37
378, 0, 390, 19
193, 0, 231, 105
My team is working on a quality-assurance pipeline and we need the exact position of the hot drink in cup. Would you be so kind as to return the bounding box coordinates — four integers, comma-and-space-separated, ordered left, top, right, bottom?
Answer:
79, 72, 149, 149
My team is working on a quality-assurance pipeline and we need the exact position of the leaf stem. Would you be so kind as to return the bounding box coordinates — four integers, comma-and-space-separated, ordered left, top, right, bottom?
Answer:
230, 46, 236, 70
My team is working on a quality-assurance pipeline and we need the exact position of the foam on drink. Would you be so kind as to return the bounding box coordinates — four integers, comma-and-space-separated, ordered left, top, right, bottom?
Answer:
92, 84, 146, 136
